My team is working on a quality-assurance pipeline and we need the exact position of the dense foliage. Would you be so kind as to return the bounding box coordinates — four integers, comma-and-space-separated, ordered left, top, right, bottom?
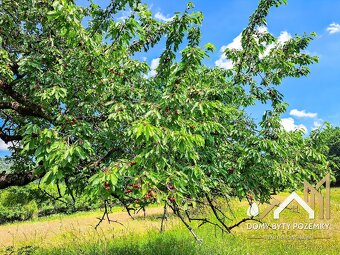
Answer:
0, 0, 330, 237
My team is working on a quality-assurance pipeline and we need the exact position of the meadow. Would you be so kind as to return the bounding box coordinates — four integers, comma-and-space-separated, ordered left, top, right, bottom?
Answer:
1, 188, 339, 255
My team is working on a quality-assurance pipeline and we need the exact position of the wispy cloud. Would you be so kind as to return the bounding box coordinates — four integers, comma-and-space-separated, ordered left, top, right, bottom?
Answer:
281, 117, 307, 133
290, 109, 317, 118
327, 23, 340, 34
154, 12, 174, 22
312, 119, 323, 130
116, 10, 133, 21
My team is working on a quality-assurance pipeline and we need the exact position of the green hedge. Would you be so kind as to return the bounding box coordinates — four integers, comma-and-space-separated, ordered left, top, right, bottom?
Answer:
0, 183, 101, 224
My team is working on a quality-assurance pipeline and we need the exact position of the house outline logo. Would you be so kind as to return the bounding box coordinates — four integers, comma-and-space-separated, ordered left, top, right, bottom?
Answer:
273, 192, 314, 219
247, 174, 331, 220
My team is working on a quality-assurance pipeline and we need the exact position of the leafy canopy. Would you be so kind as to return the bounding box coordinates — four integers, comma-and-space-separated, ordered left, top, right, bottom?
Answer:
0, 0, 330, 236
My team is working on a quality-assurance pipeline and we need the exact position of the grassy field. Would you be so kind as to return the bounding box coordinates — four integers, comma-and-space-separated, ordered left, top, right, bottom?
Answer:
1, 188, 339, 255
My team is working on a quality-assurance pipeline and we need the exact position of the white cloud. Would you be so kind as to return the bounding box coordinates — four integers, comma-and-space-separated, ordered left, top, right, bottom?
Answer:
155, 12, 174, 22
312, 119, 323, 130
281, 117, 307, 133
225, 33, 243, 51
261, 31, 291, 57
257, 26, 268, 34
215, 33, 242, 69
150, 58, 160, 70
327, 23, 340, 34
289, 109, 317, 118
313, 120, 322, 128
277, 31, 292, 44
117, 10, 132, 21
147, 58, 160, 77
216, 30, 292, 69
215, 53, 233, 69
0, 140, 9, 151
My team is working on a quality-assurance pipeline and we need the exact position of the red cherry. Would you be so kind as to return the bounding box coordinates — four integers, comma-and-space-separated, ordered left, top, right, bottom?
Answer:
104, 182, 110, 190
132, 184, 140, 189
129, 162, 137, 166
70, 118, 77, 125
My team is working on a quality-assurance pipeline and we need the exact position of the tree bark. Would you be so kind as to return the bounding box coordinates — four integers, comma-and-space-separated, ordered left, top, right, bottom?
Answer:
0, 171, 40, 189
0, 79, 53, 122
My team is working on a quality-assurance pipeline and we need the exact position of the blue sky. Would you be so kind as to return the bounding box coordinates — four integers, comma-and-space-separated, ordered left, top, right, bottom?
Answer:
1, 0, 339, 156
143, 0, 340, 132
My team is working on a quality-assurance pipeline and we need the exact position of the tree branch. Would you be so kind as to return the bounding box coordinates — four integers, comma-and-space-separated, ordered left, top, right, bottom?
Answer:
95, 200, 124, 230
0, 80, 53, 122
0, 128, 22, 142
0, 101, 49, 120
167, 202, 203, 243
229, 217, 263, 230
0, 171, 42, 189
205, 193, 231, 233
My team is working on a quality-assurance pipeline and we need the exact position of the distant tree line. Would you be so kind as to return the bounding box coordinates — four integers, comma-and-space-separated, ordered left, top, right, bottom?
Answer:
319, 125, 340, 186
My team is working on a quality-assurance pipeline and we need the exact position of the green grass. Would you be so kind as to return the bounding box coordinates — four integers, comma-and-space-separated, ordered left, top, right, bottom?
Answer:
1, 188, 340, 255
12, 227, 340, 255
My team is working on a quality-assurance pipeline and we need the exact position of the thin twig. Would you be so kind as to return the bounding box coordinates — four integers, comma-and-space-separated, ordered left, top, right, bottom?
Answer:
95, 200, 124, 230
160, 201, 167, 232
